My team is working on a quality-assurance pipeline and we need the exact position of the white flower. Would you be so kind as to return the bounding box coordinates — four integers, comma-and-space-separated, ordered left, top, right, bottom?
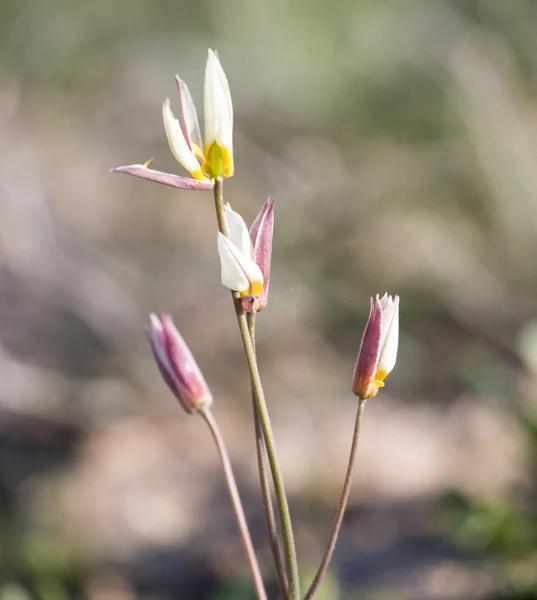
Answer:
162, 49, 233, 181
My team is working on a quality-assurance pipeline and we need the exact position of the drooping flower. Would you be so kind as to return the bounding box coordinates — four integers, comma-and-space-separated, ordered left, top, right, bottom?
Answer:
145, 313, 213, 413
352, 294, 399, 399
163, 49, 233, 181
217, 201, 275, 313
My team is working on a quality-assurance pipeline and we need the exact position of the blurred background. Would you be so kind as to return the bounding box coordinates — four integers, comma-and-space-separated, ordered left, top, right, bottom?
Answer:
1, 0, 537, 598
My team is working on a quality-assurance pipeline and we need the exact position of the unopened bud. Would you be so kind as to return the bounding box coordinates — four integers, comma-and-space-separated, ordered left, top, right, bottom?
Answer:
352, 294, 399, 399
145, 313, 213, 413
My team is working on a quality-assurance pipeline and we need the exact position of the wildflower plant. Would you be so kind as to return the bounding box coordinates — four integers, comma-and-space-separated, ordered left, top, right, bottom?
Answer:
113, 50, 399, 600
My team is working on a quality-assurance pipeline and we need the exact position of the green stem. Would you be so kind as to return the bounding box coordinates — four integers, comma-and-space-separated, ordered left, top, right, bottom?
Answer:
248, 313, 289, 599
236, 309, 300, 600
199, 406, 268, 600
213, 178, 228, 235
304, 398, 367, 600
213, 179, 300, 600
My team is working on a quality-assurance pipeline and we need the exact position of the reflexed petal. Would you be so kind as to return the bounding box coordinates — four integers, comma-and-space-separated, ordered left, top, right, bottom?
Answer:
175, 76, 203, 159
224, 203, 253, 258
111, 164, 214, 190
162, 99, 208, 180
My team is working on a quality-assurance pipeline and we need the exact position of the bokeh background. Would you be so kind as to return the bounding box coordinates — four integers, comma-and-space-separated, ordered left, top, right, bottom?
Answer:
1, 0, 537, 598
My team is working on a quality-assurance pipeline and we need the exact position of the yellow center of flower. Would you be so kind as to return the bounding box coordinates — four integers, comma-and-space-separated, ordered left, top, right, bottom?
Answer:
202, 141, 234, 179
239, 279, 263, 299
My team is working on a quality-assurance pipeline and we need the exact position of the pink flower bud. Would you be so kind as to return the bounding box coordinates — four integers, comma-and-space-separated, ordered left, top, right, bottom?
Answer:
352, 294, 399, 399
145, 313, 213, 413
249, 198, 275, 311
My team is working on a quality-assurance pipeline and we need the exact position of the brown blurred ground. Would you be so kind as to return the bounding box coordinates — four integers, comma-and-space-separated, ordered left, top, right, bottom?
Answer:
1, 0, 537, 599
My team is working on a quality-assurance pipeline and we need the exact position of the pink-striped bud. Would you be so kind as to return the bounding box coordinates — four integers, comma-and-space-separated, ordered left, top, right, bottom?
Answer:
352, 294, 399, 399
249, 198, 275, 311
145, 313, 213, 413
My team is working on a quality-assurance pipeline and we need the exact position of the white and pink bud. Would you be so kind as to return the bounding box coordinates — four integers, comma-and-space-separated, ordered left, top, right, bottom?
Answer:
217, 201, 275, 313
145, 313, 213, 413
217, 203, 263, 312
352, 294, 399, 399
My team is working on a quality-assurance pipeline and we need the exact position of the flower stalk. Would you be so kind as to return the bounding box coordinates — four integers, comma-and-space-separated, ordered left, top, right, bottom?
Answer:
213, 178, 300, 600
145, 314, 266, 600
199, 406, 268, 600
248, 313, 289, 598
304, 398, 367, 600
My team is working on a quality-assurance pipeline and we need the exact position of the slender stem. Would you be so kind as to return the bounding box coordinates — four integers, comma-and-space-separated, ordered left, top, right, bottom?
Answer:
213, 179, 300, 600
213, 178, 228, 234
248, 313, 289, 598
235, 309, 300, 600
304, 398, 367, 600
199, 406, 268, 600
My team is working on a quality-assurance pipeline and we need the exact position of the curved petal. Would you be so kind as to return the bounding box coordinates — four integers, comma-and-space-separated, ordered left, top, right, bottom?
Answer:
217, 233, 263, 295
175, 76, 203, 159
162, 99, 208, 180
224, 203, 253, 258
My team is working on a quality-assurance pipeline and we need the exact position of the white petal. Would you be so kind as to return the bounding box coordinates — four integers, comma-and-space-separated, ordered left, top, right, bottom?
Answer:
217, 233, 263, 293
175, 76, 203, 154
162, 99, 202, 175
378, 294, 396, 345
224, 204, 254, 258
378, 292, 389, 307
204, 49, 233, 151
378, 295, 399, 375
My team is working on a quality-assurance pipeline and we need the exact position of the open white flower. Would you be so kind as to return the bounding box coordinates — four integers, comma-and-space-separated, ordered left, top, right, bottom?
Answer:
217, 204, 263, 304
162, 49, 233, 181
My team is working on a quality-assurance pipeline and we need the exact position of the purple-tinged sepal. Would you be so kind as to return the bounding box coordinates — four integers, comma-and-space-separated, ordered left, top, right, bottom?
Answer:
111, 163, 215, 190
249, 198, 275, 311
